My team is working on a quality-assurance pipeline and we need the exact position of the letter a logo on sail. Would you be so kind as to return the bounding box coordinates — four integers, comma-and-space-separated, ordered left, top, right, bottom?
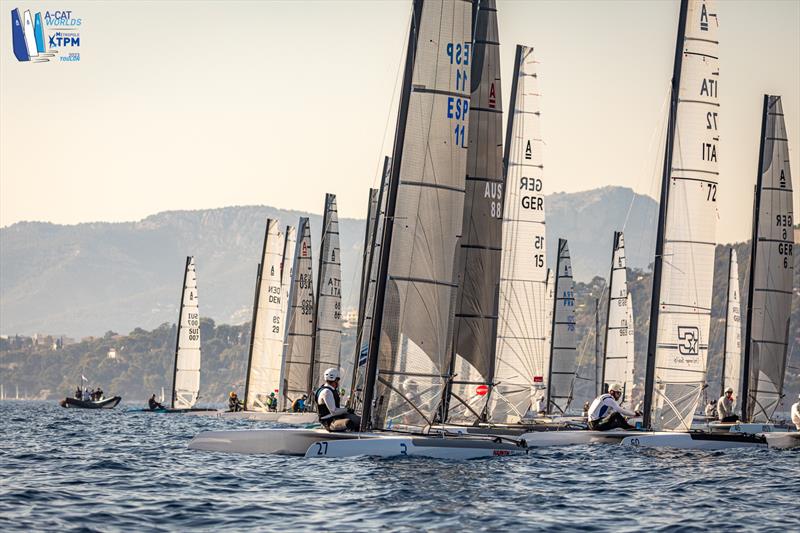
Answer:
525, 140, 532, 160
489, 82, 497, 109
700, 3, 709, 31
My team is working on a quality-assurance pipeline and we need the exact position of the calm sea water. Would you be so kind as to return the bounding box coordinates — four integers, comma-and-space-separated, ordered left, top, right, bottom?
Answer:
1, 401, 797, 532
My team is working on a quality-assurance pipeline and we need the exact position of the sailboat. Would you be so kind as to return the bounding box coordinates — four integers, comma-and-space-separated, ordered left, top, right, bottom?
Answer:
546, 238, 579, 415
149, 257, 215, 413
190, 0, 526, 458
11, 9, 30, 62
600, 231, 636, 406
22, 10, 38, 59
310, 194, 344, 396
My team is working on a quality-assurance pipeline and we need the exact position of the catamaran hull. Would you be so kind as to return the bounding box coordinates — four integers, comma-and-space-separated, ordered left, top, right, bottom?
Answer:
305, 435, 527, 459
620, 432, 767, 449
60, 396, 121, 409
200, 411, 319, 424
518, 430, 633, 447
188, 428, 359, 455
764, 432, 800, 449
707, 422, 790, 434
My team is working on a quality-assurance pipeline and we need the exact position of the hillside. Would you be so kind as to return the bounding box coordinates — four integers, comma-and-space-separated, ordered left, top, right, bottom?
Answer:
0, 187, 657, 337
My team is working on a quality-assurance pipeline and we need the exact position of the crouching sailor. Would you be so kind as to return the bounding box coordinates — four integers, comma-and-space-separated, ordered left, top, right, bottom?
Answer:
587, 383, 640, 431
716, 387, 739, 423
791, 393, 800, 431
316, 368, 360, 432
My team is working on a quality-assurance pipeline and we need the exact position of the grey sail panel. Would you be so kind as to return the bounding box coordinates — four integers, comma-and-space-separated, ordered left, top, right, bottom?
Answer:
649, 0, 720, 432
311, 194, 343, 392
278, 218, 314, 410
490, 45, 549, 423
547, 239, 577, 414
372, 0, 472, 431
352, 158, 391, 410
746, 95, 793, 422
448, 0, 504, 422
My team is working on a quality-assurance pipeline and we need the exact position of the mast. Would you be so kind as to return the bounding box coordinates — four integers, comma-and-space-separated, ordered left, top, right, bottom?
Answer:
642, 0, 689, 429
360, 0, 422, 431
170, 256, 191, 408
595, 297, 600, 396
243, 262, 263, 408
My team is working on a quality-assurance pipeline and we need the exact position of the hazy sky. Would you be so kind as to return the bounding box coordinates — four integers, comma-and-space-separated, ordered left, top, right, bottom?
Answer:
1, 0, 798, 244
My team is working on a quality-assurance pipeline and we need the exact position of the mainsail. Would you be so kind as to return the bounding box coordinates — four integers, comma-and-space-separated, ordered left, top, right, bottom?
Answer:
720, 248, 741, 404
278, 217, 314, 410
643, 0, 720, 432
448, 0, 504, 423
601, 232, 632, 401
310, 193, 343, 392
171, 256, 201, 409
280, 225, 297, 336
491, 45, 548, 422
244, 220, 285, 411
546, 238, 577, 414
362, 0, 472, 431
742, 95, 794, 422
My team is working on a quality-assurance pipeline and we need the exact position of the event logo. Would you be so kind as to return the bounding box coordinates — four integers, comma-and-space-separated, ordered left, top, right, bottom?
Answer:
10, 8, 81, 63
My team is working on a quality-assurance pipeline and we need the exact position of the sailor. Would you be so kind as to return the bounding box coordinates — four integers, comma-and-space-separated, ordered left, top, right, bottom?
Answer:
228, 391, 243, 412
148, 394, 164, 410
267, 392, 278, 412
82, 388, 92, 402
291, 395, 307, 413
716, 387, 738, 423
75, 387, 82, 400
791, 393, 800, 431
704, 400, 717, 419
587, 383, 640, 431
315, 368, 360, 432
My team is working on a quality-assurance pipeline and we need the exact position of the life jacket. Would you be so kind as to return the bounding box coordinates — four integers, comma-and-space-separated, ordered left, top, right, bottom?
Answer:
588, 393, 613, 421
315, 384, 340, 421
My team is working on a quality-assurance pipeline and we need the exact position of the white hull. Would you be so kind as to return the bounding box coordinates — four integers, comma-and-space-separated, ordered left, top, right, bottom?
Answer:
183, 410, 318, 424
305, 435, 527, 459
620, 432, 767, 450
518, 429, 633, 447
188, 428, 360, 455
764, 431, 800, 450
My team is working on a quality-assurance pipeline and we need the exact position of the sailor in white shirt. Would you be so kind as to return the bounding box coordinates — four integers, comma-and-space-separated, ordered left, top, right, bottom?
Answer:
791, 394, 800, 431
315, 367, 360, 432
587, 383, 640, 431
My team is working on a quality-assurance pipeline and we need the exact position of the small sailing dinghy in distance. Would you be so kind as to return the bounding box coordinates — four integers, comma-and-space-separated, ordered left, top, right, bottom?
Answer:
60, 396, 121, 409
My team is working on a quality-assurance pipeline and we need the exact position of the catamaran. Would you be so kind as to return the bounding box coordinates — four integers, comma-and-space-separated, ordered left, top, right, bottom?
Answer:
190, 0, 528, 458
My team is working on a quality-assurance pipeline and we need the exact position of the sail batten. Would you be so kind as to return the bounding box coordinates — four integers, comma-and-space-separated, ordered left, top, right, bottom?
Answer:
172, 256, 201, 409
742, 95, 794, 422
490, 45, 549, 423
244, 220, 285, 411
278, 218, 314, 410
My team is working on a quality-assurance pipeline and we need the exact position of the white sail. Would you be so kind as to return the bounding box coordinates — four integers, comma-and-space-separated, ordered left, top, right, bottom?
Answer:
278, 218, 314, 410
280, 225, 297, 337
23, 10, 38, 58
312, 193, 343, 392
602, 232, 631, 401
745, 95, 794, 422
649, 0, 720, 432
721, 248, 741, 407
547, 239, 577, 414
491, 45, 548, 423
172, 256, 201, 408
371, 0, 472, 430
244, 220, 285, 411
448, 0, 504, 423
624, 292, 636, 407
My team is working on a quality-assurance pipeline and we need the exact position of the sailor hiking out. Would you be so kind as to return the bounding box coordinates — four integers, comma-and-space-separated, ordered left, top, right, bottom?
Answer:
716, 387, 738, 423
587, 383, 641, 431
315, 368, 360, 432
